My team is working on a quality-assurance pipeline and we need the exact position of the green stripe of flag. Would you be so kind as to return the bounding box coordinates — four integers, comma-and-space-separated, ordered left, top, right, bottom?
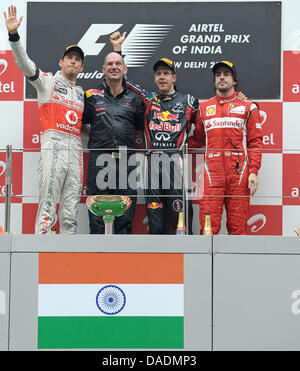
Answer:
38, 316, 184, 349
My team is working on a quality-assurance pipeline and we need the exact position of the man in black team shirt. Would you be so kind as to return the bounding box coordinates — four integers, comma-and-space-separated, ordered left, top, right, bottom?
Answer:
110, 32, 198, 235
83, 51, 145, 234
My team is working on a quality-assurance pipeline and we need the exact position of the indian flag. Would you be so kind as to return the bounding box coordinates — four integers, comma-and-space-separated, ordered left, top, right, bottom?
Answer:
38, 253, 184, 349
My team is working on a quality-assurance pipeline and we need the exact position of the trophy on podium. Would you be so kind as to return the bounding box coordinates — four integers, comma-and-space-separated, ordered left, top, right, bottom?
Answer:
86, 195, 132, 234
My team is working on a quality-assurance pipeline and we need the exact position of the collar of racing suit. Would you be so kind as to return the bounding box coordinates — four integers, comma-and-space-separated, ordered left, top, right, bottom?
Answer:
102, 78, 127, 97
215, 91, 237, 105
157, 90, 177, 101
54, 71, 76, 88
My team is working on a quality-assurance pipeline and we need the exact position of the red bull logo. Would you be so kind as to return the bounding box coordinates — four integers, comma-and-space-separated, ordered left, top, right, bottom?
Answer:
149, 121, 181, 132
147, 202, 163, 210
86, 89, 104, 98
154, 111, 178, 122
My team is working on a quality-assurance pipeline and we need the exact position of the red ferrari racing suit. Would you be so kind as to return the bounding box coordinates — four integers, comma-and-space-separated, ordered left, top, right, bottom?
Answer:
9, 33, 84, 234
188, 91, 263, 235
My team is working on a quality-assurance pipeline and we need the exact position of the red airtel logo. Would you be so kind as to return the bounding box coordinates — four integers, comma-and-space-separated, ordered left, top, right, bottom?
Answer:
0, 52, 23, 100
0, 59, 8, 75
0, 161, 6, 177
247, 213, 266, 233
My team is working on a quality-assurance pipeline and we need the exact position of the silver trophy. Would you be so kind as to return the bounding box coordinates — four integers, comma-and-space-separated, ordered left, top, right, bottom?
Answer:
86, 195, 132, 234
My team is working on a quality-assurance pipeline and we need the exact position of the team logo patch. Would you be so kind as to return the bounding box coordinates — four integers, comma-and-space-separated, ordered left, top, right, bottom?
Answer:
65, 110, 78, 125
155, 132, 171, 141
147, 202, 163, 210
206, 105, 216, 116
229, 105, 246, 114
173, 102, 185, 114
154, 111, 178, 122
54, 86, 67, 95
77, 94, 84, 103
173, 199, 183, 212
96, 106, 106, 112
85, 89, 104, 98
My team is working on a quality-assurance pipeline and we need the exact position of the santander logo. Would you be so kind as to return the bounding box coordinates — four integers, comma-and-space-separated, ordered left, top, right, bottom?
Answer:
247, 213, 266, 233
0, 59, 8, 76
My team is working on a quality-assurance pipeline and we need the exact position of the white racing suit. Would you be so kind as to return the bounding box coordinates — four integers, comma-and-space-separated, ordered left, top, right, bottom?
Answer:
10, 34, 84, 234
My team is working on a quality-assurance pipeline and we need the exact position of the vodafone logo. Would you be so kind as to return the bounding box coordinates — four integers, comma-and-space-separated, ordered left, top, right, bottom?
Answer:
65, 110, 78, 126
0, 59, 8, 76
0, 161, 6, 177
247, 213, 266, 233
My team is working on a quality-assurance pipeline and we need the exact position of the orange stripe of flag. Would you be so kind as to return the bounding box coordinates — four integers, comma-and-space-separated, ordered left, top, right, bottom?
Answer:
39, 253, 183, 284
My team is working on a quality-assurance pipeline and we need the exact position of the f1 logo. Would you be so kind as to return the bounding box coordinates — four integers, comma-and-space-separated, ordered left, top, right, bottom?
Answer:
77, 24, 173, 67
78, 24, 122, 55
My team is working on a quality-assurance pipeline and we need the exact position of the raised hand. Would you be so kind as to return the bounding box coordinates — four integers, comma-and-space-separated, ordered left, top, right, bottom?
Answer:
110, 31, 127, 51
4, 5, 23, 34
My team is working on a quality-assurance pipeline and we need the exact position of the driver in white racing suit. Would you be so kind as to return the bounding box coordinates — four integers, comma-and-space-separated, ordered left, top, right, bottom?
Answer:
5, 5, 85, 234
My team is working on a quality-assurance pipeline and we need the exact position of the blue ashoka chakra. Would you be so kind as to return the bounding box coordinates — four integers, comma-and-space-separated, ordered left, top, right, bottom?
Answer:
96, 285, 126, 315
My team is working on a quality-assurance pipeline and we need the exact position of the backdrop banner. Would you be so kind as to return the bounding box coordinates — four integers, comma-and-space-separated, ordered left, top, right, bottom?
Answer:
26, 1, 281, 99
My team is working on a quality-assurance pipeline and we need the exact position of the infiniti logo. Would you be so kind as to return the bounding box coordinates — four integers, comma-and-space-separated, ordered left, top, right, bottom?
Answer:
155, 132, 171, 141
247, 213, 266, 233
0, 161, 6, 176
0, 59, 8, 76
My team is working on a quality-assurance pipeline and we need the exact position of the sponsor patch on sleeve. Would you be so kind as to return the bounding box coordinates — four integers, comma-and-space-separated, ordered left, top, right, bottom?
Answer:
206, 105, 216, 116
85, 89, 93, 98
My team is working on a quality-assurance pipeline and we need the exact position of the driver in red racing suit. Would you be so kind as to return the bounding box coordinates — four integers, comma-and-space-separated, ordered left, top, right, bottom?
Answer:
188, 61, 263, 235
